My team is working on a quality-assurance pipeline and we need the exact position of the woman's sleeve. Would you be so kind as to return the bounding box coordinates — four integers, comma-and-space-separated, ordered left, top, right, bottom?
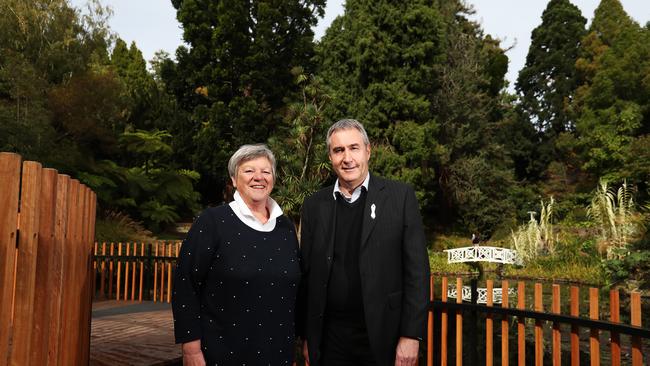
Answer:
171, 209, 219, 344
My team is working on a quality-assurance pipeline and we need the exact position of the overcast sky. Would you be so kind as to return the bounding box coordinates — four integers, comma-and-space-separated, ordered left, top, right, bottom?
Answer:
70, 0, 650, 91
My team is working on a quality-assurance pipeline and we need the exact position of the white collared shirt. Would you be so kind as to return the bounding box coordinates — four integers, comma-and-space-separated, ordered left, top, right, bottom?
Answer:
332, 173, 370, 203
229, 191, 283, 232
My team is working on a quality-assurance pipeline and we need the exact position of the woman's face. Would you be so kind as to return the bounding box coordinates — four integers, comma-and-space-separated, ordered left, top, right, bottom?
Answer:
231, 156, 274, 205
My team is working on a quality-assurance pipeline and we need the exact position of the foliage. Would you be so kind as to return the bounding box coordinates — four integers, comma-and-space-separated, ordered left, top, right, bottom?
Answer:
167, 0, 325, 203
587, 180, 642, 258
514, 0, 587, 180
79, 129, 201, 231
95, 210, 155, 243
316, 0, 515, 235
510, 198, 557, 263
516, 0, 586, 135
428, 252, 474, 275
269, 68, 331, 224
572, 0, 650, 180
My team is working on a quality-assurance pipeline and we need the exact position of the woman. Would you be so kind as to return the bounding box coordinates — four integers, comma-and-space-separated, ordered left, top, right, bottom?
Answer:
172, 144, 300, 365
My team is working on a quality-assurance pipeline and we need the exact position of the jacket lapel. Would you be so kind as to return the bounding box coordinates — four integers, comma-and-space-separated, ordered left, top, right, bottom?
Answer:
361, 175, 386, 249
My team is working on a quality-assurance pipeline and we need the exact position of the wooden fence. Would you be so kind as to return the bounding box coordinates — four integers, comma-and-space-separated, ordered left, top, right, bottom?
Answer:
0, 152, 97, 366
426, 277, 648, 366
92, 241, 181, 302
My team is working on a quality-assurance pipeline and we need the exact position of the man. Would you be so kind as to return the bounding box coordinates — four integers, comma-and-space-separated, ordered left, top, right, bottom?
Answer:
298, 119, 430, 366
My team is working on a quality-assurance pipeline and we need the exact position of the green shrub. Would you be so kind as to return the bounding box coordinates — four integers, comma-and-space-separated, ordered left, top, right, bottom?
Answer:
95, 211, 155, 243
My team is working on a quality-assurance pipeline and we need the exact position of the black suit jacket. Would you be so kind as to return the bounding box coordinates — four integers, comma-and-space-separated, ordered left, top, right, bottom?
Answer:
298, 174, 430, 366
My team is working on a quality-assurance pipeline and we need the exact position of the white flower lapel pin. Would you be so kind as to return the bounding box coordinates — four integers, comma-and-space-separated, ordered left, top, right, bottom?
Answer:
370, 203, 376, 219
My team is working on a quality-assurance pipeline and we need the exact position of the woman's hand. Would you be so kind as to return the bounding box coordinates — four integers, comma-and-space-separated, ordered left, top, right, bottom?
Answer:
182, 340, 205, 366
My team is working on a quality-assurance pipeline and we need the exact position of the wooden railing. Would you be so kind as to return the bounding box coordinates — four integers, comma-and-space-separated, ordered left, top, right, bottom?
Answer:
0, 152, 97, 366
92, 241, 181, 302
426, 277, 648, 366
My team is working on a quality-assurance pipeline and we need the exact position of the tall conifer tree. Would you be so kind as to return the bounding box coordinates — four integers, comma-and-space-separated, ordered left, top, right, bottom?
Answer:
170, 0, 325, 202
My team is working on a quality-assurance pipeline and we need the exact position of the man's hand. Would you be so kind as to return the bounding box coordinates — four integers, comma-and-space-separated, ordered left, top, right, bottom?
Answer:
302, 340, 310, 365
182, 340, 206, 366
394, 337, 419, 366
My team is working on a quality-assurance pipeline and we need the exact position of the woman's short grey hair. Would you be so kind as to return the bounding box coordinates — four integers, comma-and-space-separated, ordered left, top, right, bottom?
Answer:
326, 119, 370, 150
228, 144, 276, 179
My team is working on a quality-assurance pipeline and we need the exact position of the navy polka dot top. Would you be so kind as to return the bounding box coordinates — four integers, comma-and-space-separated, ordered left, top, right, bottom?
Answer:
172, 205, 300, 365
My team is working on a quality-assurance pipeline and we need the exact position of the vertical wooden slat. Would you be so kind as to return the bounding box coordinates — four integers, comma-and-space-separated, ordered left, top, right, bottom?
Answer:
456, 277, 462, 366
139, 243, 144, 302
116, 242, 123, 301
153, 242, 159, 302
108, 242, 115, 299
59, 179, 80, 366
71, 182, 87, 365
486, 280, 493, 366
99, 242, 106, 299
160, 242, 166, 301
80, 186, 95, 365
609, 289, 620, 366
630, 292, 642, 366
75, 186, 89, 366
47, 174, 69, 366
9, 161, 42, 365
426, 276, 434, 366
517, 281, 525, 366
29, 169, 57, 365
501, 280, 509, 366
131, 244, 137, 301
441, 277, 448, 366
167, 242, 173, 303
124, 243, 130, 301
0, 152, 22, 366
570, 286, 579, 366
589, 288, 599, 366
552, 284, 561, 366
534, 283, 543, 366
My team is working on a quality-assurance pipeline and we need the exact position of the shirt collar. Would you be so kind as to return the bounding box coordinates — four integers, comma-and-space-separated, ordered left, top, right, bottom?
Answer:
332, 173, 370, 202
233, 190, 283, 223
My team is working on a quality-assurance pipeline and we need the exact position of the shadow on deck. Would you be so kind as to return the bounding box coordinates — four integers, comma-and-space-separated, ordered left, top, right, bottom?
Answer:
91, 300, 181, 366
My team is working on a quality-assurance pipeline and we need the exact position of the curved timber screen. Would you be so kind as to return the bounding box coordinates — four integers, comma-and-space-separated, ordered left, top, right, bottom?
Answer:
0, 152, 97, 366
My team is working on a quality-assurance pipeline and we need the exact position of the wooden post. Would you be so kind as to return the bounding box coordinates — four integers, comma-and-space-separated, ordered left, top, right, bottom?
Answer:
167, 242, 173, 303
517, 281, 525, 366
124, 242, 130, 301
534, 283, 543, 366
501, 280, 509, 366
456, 277, 463, 366
486, 280, 493, 366
630, 292, 642, 366
153, 242, 159, 302
427, 275, 434, 366
570, 286, 579, 366
441, 277, 448, 366
609, 289, 620, 366
139, 242, 144, 302
589, 288, 599, 366
0, 152, 22, 366
552, 284, 561, 366
10, 161, 42, 365
48, 174, 69, 366
30, 168, 58, 365
59, 179, 81, 366
131, 244, 137, 301
108, 242, 114, 299
116, 242, 123, 301
99, 242, 106, 300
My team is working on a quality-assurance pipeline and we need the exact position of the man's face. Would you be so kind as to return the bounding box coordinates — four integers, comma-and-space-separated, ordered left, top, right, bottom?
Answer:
328, 128, 371, 190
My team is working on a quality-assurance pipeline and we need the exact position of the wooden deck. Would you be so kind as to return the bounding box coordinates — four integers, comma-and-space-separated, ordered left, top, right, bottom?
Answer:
91, 301, 181, 366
